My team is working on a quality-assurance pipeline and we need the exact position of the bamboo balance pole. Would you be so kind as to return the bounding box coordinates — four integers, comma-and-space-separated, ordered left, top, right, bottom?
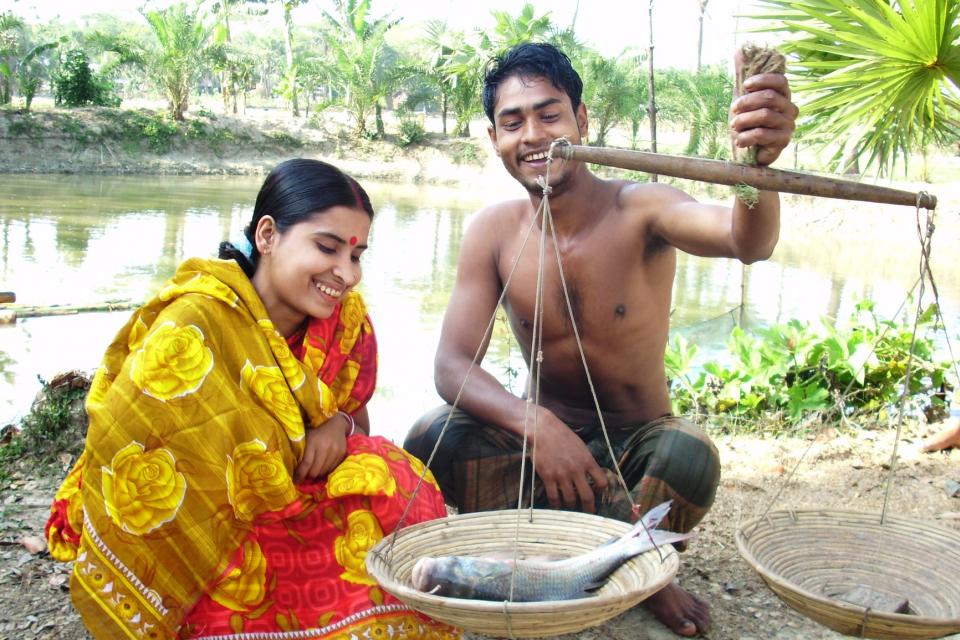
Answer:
554, 143, 938, 209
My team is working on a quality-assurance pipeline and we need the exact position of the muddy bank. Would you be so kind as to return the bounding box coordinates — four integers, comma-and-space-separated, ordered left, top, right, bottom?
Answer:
0, 105, 499, 186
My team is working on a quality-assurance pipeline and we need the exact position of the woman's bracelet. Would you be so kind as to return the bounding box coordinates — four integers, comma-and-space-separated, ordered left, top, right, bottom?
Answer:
338, 410, 356, 437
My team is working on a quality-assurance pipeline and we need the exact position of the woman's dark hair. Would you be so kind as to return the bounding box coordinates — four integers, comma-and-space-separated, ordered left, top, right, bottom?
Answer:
482, 42, 583, 124
219, 158, 374, 278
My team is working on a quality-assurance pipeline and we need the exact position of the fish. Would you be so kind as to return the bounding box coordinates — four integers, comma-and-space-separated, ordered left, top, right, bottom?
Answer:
410, 500, 690, 602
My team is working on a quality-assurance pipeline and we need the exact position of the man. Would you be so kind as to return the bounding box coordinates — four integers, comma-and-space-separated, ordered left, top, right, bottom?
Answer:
922, 405, 960, 452
405, 42, 797, 637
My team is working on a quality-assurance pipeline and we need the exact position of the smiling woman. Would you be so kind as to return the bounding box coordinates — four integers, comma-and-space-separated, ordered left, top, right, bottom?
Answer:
42, 159, 457, 640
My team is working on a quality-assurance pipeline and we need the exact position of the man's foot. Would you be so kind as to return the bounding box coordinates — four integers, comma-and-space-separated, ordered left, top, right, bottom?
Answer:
643, 582, 710, 637
921, 418, 960, 452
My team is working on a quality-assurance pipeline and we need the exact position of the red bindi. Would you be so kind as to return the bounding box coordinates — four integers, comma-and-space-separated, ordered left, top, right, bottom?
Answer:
349, 236, 358, 246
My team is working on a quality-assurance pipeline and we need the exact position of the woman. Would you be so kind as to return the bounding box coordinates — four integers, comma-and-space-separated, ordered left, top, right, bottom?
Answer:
44, 159, 457, 639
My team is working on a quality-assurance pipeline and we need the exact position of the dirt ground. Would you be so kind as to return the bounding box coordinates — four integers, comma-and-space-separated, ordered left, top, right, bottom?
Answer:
2, 421, 959, 640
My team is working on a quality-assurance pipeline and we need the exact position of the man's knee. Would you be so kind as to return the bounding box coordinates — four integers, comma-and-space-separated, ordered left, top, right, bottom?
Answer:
404, 404, 455, 460
654, 424, 721, 510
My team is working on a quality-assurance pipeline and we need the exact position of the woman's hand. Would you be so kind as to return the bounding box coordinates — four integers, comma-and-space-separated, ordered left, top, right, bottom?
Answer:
294, 413, 352, 482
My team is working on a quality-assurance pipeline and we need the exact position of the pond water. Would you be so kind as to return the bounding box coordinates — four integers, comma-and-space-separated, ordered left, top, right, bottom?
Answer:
1, 174, 957, 444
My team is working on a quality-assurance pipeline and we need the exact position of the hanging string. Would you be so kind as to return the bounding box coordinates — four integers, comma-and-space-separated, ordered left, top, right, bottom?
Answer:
743, 192, 942, 539
542, 141, 634, 511
382, 192, 547, 560
880, 194, 936, 523
741, 275, 922, 541
508, 170, 553, 604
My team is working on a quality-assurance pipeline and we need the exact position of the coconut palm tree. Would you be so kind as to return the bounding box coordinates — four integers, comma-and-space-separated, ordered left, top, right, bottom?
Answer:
752, 0, 960, 176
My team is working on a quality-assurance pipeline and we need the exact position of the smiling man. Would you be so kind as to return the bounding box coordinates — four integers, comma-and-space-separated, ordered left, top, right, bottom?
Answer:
405, 42, 798, 636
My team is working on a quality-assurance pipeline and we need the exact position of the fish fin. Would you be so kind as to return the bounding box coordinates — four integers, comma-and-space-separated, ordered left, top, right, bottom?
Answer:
583, 580, 606, 594
617, 499, 673, 543
638, 500, 673, 531
623, 529, 693, 557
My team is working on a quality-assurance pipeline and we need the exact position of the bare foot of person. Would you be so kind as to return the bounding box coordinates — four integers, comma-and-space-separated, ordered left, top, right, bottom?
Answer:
644, 582, 710, 637
922, 418, 960, 452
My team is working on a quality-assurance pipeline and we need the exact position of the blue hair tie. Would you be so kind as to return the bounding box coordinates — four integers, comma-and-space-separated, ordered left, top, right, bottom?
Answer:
232, 235, 254, 260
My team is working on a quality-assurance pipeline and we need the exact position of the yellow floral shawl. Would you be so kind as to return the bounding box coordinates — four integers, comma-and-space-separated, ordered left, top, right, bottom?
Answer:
52, 258, 356, 638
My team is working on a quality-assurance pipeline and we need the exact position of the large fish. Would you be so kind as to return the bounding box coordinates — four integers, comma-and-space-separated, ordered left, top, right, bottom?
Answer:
410, 500, 690, 602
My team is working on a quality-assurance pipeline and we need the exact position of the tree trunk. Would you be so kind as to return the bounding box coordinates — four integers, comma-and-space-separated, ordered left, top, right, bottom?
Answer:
281, 1, 299, 117
441, 92, 448, 136
697, 0, 708, 71
647, 0, 658, 182
220, 9, 232, 112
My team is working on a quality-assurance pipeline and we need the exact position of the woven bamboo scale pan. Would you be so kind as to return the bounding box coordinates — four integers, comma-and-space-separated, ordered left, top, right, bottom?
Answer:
736, 509, 960, 639
366, 509, 679, 638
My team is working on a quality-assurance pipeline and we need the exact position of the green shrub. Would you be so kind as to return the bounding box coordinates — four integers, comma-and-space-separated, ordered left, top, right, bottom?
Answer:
448, 140, 486, 166
52, 48, 119, 107
397, 112, 426, 148
665, 300, 952, 434
266, 130, 302, 148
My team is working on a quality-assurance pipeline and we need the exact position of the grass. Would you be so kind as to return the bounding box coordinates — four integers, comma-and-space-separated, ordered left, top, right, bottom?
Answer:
0, 374, 88, 488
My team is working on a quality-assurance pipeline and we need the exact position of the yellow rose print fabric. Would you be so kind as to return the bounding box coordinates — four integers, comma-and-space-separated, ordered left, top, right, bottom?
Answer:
208, 538, 268, 612
226, 439, 298, 521
129, 322, 214, 401
44, 258, 454, 640
290, 290, 378, 416
334, 509, 383, 586
46, 258, 330, 638
326, 453, 397, 498
102, 442, 187, 535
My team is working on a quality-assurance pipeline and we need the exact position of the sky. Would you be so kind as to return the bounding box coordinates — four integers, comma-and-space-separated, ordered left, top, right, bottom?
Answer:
3, 0, 772, 72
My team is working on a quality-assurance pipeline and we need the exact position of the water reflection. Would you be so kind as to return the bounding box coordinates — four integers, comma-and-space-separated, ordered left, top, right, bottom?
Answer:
0, 175, 956, 444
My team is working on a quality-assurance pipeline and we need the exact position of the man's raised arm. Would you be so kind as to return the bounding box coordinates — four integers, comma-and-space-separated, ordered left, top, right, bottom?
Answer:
641, 71, 797, 263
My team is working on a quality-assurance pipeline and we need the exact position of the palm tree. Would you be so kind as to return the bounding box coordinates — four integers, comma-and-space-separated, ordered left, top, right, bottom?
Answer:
319, 0, 400, 137
14, 41, 62, 110
0, 13, 62, 110
418, 20, 458, 135
0, 12, 23, 104
489, 3, 553, 50
93, 3, 216, 120
580, 51, 633, 147
443, 42, 486, 137
278, 0, 307, 116
752, 0, 960, 176
210, 0, 258, 113
660, 66, 733, 158
244, 0, 306, 115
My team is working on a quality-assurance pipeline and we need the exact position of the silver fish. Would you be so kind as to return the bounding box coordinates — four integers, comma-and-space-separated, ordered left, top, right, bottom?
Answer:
410, 500, 690, 602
